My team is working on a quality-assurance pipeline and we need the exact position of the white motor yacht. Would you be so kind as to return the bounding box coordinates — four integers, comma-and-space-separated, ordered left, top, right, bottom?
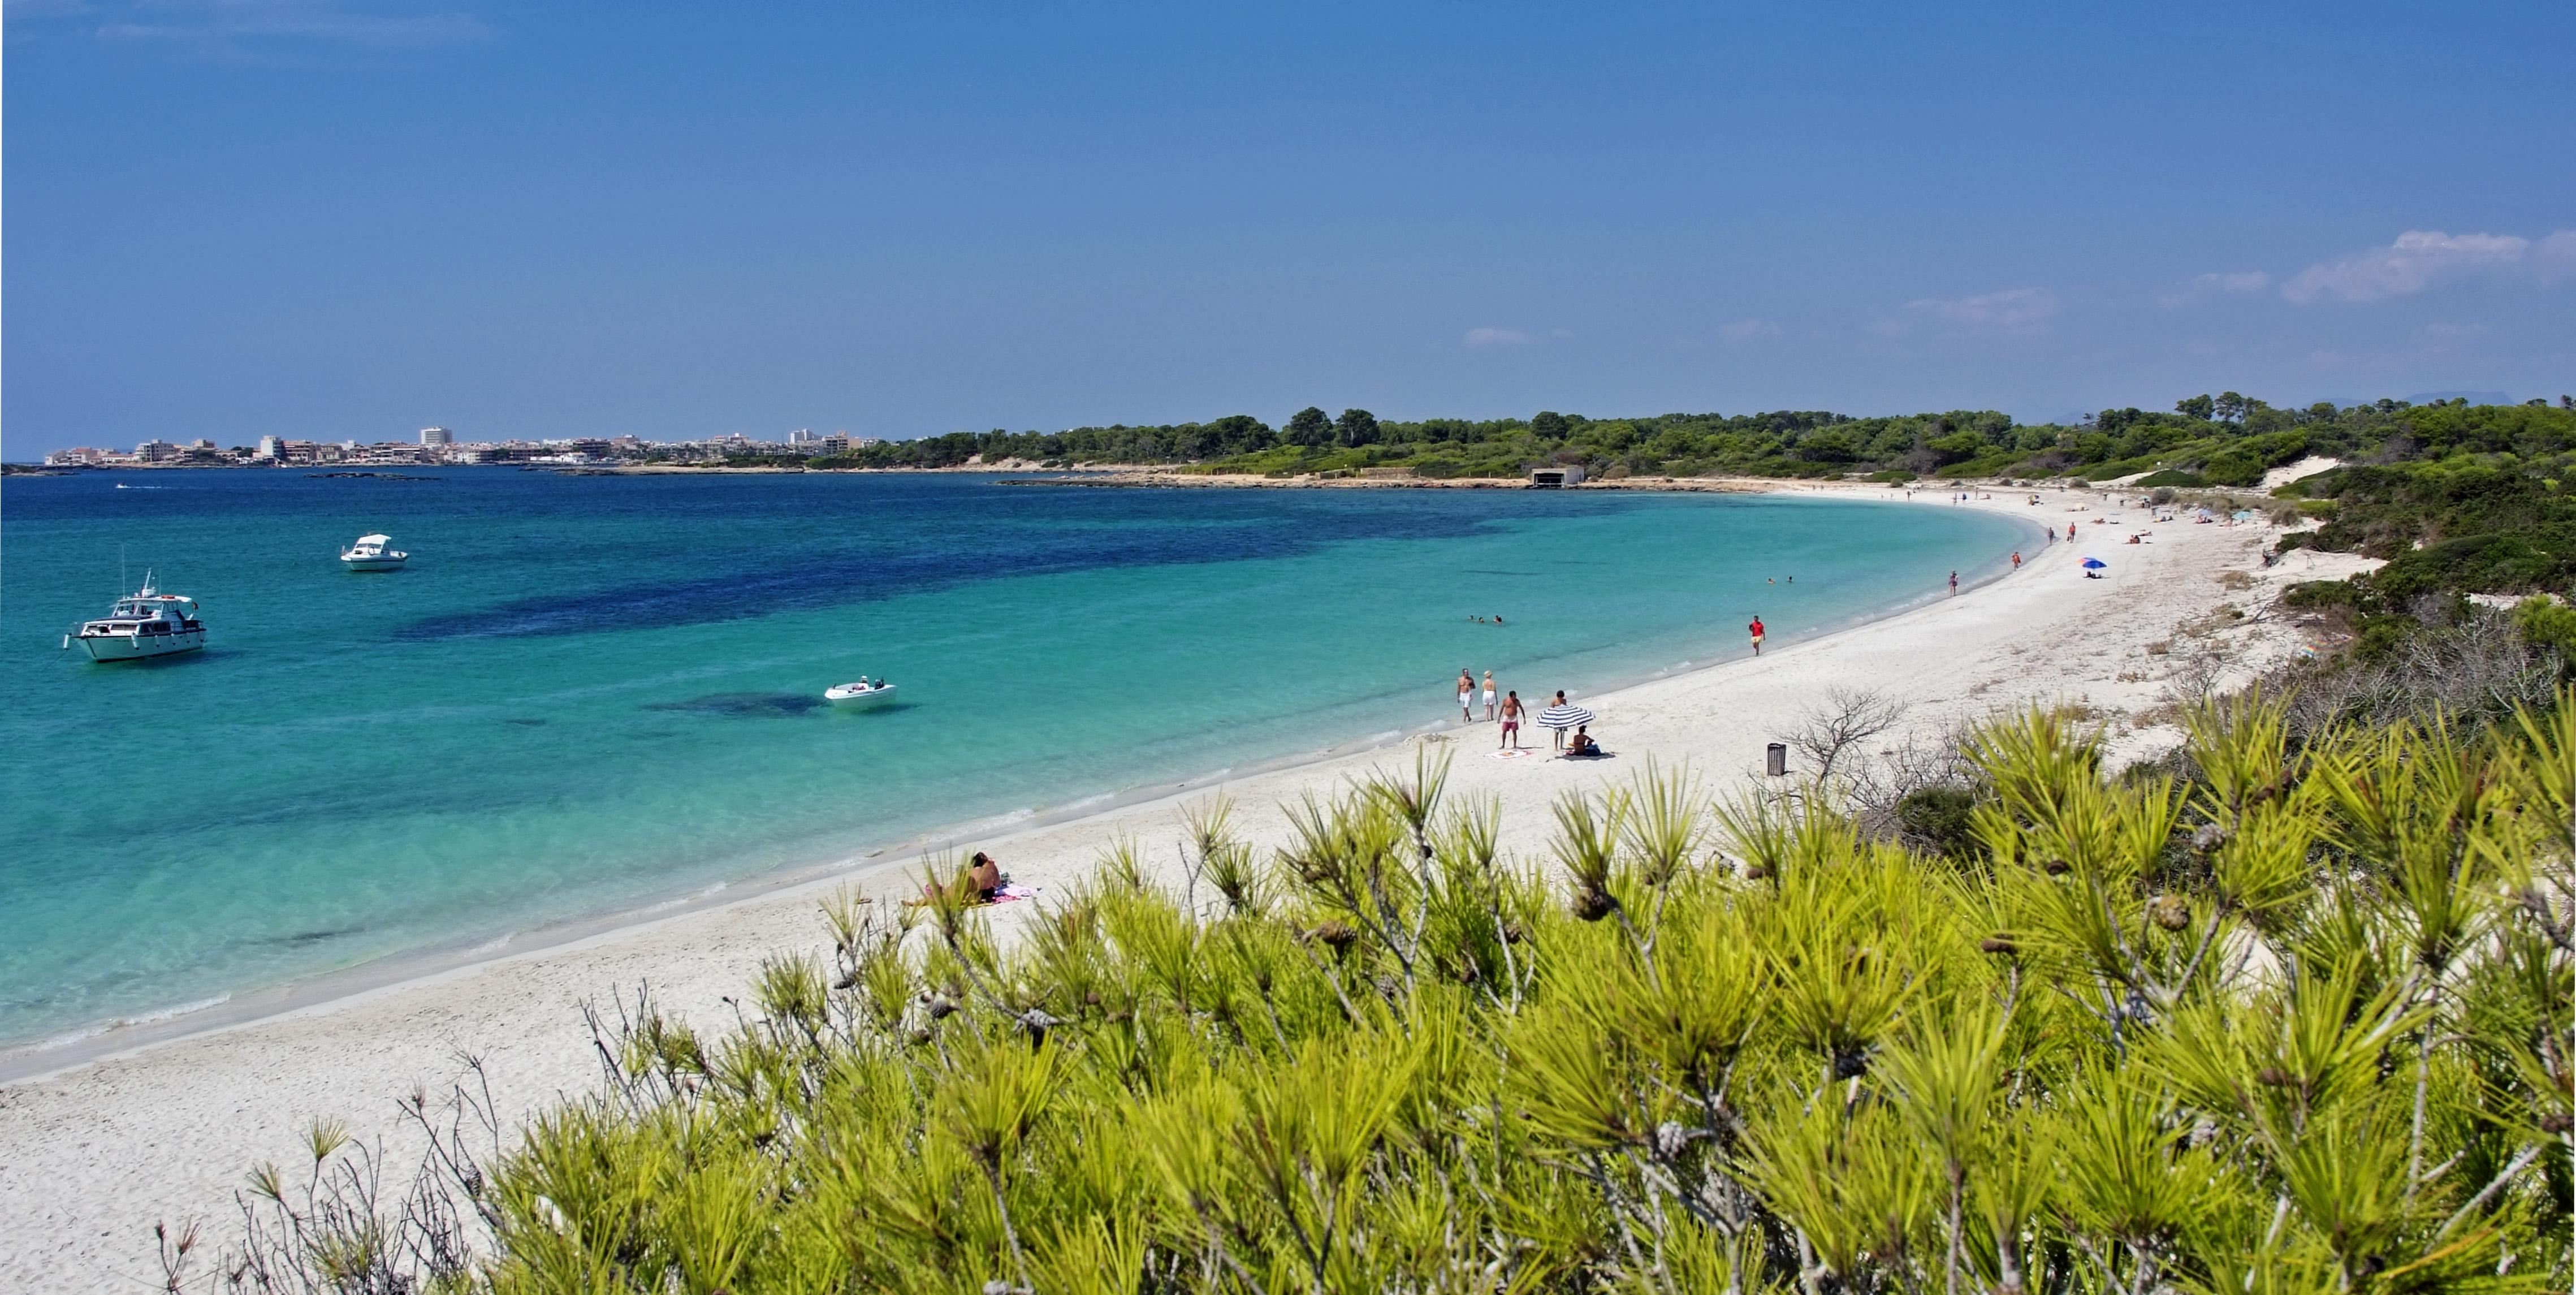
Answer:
825, 679, 898, 708
66, 575, 206, 661
340, 534, 409, 571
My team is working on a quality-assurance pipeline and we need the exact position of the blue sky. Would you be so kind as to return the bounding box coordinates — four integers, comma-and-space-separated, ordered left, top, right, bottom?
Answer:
5, 1, 2571, 454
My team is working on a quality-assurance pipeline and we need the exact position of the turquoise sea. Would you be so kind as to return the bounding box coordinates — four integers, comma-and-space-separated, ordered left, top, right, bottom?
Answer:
0, 470, 2029, 1043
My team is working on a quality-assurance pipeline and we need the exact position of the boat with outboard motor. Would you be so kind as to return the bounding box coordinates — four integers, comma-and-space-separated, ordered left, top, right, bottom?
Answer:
340, 534, 409, 571
64, 575, 206, 661
825, 678, 898, 709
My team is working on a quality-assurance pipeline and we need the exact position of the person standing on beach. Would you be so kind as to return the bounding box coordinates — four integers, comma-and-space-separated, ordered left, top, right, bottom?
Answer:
1481, 671, 1497, 720
1457, 669, 1475, 722
1499, 690, 1524, 749
1948, 569, 1959, 594
1748, 615, 1766, 655
1548, 689, 1571, 753
2011, 551, 2022, 570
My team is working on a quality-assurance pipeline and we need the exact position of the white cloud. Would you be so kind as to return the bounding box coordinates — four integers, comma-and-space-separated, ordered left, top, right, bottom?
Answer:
1718, 318, 1780, 343
2282, 229, 2576, 303
2159, 270, 2271, 307
89, 1, 491, 49
1901, 287, 2058, 331
1463, 327, 1533, 347
2539, 230, 2576, 277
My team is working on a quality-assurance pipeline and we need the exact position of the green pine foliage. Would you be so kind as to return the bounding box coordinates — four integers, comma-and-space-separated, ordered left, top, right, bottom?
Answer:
213, 696, 2575, 1294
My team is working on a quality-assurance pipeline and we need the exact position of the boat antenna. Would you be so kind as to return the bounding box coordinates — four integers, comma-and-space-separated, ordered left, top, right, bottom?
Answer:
121, 544, 128, 597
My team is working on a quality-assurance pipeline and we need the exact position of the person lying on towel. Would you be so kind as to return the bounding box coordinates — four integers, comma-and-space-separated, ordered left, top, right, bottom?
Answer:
915, 851, 1007, 905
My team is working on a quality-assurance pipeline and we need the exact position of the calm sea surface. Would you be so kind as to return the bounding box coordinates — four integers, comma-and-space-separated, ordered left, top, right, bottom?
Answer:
0, 470, 2027, 1042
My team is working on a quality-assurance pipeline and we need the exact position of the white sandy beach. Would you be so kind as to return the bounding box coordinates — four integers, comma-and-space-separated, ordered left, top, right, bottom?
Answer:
0, 484, 2379, 1290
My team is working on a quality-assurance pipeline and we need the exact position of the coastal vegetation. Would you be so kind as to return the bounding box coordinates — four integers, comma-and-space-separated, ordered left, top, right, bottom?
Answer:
200, 694, 2574, 1294
789, 396, 2574, 490
2262, 402, 2576, 661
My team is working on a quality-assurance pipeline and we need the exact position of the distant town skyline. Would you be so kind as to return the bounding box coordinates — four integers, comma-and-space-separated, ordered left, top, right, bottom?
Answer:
6, 2, 2571, 458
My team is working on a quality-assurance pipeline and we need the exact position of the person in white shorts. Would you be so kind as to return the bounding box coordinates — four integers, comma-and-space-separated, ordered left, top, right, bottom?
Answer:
1481, 671, 1497, 720
1456, 669, 1475, 722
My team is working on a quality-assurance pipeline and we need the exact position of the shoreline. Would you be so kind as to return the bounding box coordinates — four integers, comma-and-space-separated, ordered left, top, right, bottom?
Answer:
0, 482, 2372, 1290
0, 486, 2032, 1081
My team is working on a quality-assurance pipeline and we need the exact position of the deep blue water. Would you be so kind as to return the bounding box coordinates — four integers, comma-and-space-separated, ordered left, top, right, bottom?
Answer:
0, 469, 2026, 1041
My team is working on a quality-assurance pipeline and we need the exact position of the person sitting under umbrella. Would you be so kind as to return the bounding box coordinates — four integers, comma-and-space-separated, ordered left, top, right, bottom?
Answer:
1535, 693, 1598, 754
1564, 726, 1605, 758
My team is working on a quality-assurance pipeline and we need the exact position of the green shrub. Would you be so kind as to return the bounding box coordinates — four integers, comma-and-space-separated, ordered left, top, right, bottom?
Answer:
2199, 449, 2264, 487
2133, 469, 2206, 489
2516, 595, 2576, 656
1891, 783, 1981, 858
207, 707, 2576, 1295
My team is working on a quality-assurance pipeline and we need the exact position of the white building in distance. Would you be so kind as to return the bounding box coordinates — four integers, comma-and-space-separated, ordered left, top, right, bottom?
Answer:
420, 426, 453, 447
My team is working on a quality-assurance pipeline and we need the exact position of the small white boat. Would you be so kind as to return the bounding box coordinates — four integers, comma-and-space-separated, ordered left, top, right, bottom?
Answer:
65, 574, 206, 661
825, 679, 898, 709
340, 534, 408, 571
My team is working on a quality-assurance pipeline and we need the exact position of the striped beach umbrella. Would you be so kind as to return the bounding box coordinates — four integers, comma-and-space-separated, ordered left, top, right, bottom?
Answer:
1536, 703, 1595, 731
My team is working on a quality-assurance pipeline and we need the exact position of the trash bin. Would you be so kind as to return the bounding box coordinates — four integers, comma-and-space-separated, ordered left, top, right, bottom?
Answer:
1766, 743, 1787, 776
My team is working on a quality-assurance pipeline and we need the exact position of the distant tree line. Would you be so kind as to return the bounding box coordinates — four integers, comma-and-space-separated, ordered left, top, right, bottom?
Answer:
756, 394, 2574, 490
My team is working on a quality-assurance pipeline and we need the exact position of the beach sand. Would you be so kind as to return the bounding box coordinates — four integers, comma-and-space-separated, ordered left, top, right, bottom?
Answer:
0, 484, 2381, 1290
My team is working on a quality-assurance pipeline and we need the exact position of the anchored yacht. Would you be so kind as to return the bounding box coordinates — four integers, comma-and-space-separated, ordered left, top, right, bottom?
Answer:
66, 575, 206, 661
340, 534, 409, 571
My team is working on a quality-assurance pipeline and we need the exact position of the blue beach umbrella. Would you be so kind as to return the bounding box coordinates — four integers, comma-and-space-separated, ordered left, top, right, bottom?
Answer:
2080, 557, 2107, 569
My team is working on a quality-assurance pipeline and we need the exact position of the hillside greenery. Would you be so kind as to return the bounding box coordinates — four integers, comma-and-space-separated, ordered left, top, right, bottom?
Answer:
208, 695, 2575, 1295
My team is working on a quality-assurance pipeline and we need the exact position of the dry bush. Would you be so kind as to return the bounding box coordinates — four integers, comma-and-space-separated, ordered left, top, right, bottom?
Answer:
2274, 605, 2562, 741
1784, 685, 1908, 783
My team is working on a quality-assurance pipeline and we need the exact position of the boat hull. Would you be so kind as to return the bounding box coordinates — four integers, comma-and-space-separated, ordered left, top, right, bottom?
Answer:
78, 631, 206, 661
341, 556, 408, 572
825, 685, 897, 709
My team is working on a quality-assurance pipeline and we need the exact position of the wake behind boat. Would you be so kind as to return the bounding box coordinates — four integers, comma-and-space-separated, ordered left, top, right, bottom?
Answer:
825, 678, 897, 709
340, 534, 408, 571
64, 574, 206, 661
